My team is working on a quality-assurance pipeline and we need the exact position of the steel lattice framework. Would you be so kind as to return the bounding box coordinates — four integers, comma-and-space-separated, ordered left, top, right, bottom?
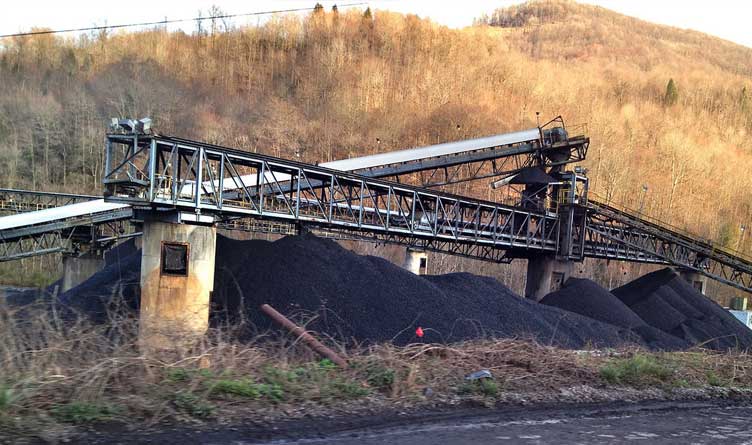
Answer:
585, 199, 752, 292
0, 206, 136, 262
104, 133, 563, 255
101, 131, 752, 293
4, 123, 752, 294
0, 189, 98, 214
353, 136, 589, 187
0, 232, 71, 261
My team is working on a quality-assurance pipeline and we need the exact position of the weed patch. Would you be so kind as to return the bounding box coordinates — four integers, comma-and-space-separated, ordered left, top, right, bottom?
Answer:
210, 379, 261, 398
364, 364, 396, 391
52, 402, 119, 424
457, 379, 499, 397
600, 354, 673, 385
172, 392, 214, 418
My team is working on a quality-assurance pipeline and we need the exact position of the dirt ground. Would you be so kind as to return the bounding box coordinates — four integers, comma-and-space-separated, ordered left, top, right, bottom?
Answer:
58, 400, 752, 444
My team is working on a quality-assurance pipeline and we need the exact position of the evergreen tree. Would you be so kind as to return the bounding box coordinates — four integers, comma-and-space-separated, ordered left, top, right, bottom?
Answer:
741, 86, 749, 113
664, 78, 679, 106
313, 3, 324, 14
363, 7, 373, 20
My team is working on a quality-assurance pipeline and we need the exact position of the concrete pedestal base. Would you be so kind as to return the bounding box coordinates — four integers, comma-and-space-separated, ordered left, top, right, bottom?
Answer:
139, 219, 217, 353
525, 256, 573, 301
678, 269, 708, 295
402, 248, 428, 275
62, 253, 105, 292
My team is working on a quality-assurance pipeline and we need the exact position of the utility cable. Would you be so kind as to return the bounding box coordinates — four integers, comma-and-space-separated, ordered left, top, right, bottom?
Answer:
0, 2, 366, 38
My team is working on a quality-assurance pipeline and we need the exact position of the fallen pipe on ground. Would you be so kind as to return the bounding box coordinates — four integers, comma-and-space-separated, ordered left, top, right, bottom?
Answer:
260, 303, 348, 368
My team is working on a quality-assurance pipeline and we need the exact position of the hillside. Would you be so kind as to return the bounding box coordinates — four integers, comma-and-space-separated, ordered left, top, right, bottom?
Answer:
0, 1, 750, 272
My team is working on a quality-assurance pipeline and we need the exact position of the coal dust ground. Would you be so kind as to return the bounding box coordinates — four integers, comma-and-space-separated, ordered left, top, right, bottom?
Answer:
12, 233, 752, 351
76, 400, 752, 445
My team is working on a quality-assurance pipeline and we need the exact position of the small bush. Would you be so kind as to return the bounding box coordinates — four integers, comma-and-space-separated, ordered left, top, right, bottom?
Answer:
259, 383, 286, 402
365, 365, 395, 390
327, 379, 370, 399
457, 379, 498, 397
317, 359, 336, 371
673, 378, 691, 388
52, 402, 118, 424
166, 368, 192, 383
210, 379, 261, 398
0, 385, 17, 411
478, 379, 499, 396
600, 355, 673, 385
173, 392, 214, 418
706, 371, 728, 387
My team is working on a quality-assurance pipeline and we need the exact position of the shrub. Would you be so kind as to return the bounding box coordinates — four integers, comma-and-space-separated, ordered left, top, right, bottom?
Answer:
52, 402, 119, 424
365, 365, 395, 390
600, 355, 673, 385
172, 392, 214, 418
210, 379, 261, 398
457, 379, 499, 397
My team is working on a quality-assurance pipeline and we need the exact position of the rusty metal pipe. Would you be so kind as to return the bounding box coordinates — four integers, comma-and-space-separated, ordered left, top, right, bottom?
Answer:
260, 304, 348, 368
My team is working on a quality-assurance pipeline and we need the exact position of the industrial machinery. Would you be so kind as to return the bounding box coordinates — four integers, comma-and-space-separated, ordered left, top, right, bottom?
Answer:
1, 116, 750, 296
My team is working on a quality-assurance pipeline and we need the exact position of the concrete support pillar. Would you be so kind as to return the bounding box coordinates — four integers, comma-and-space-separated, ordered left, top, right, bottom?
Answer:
525, 256, 573, 301
402, 248, 428, 275
62, 253, 105, 292
139, 219, 217, 353
678, 269, 708, 295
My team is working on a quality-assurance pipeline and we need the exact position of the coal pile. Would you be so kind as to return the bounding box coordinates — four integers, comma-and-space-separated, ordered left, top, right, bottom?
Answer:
540, 278, 689, 350
213, 233, 645, 348
612, 268, 752, 350
58, 251, 141, 319
36, 233, 750, 352
4, 239, 141, 308
541, 279, 645, 328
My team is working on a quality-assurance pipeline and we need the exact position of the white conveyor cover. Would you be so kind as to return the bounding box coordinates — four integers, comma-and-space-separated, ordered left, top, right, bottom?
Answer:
215, 128, 541, 194
0, 199, 129, 231
322, 128, 540, 171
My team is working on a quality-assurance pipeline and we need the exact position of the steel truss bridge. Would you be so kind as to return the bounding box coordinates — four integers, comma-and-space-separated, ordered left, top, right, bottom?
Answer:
0, 189, 99, 214
0, 192, 136, 261
1, 119, 751, 294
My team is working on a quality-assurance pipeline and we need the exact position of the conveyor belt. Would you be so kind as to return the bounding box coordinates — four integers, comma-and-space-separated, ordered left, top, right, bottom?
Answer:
585, 198, 752, 292
0, 200, 129, 232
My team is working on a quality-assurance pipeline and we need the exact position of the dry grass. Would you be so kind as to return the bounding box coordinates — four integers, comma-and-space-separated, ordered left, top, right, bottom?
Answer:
3, 300, 752, 439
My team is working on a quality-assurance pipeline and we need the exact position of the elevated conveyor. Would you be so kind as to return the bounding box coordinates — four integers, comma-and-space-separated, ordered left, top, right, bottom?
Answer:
1, 120, 586, 261
584, 197, 752, 293
0, 199, 133, 261
105, 133, 562, 257
6, 119, 752, 295
0, 188, 99, 214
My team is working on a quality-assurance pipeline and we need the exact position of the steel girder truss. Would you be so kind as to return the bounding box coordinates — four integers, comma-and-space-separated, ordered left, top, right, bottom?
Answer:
219, 219, 516, 263
0, 232, 71, 261
354, 137, 589, 187
104, 134, 561, 254
585, 199, 752, 293
0, 209, 136, 262
0, 188, 98, 214
311, 226, 516, 263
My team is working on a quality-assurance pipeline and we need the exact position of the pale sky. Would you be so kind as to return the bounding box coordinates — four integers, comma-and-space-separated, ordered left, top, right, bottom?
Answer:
1, 0, 751, 48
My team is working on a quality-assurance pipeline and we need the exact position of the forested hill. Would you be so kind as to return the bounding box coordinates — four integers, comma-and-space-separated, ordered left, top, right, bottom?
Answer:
0, 1, 750, 251
479, 1, 752, 77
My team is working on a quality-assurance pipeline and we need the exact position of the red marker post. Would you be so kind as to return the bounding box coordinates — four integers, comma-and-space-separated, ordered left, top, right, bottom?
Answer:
415, 326, 424, 338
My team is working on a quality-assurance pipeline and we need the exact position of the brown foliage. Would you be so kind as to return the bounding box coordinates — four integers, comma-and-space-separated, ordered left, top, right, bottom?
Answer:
0, 3, 751, 275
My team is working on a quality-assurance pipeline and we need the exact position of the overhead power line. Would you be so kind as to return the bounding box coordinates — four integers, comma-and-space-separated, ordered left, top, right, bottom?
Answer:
0, 3, 366, 39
